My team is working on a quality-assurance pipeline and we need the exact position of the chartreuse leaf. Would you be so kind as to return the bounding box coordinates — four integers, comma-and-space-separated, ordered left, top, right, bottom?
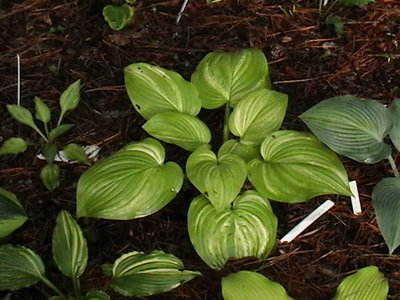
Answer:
191, 48, 270, 109
188, 191, 277, 269
372, 178, 400, 254
6, 105, 46, 140
52, 210, 88, 279
0, 188, 27, 238
186, 148, 247, 210
103, 4, 134, 31
333, 266, 388, 300
300, 95, 392, 164
59, 80, 81, 117
228, 89, 288, 144
248, 130, 351, 203
0, 137, 28, 155
389, 98, 400, 152
143, 112, 211, 151
218, 139, 261, 163
125, 63, 201, 120
34, 96, 51, 124
0, 245, 46, 290
222, 271, 294, 300
77, 138, 183, 220
107, 250, 200, 297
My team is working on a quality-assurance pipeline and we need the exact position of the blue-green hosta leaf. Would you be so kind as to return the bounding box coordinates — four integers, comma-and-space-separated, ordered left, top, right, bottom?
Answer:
103, 4, 134, 31
0, 137, 28, 155
77, 138, 183, 220
188, 191, 277, 269
300, 95, 392, 164
222, 271, 294, 300
186, 149, 247, 210
107, 250, 200, 297
0, 188, 27, 238
125, 63, 201, 120
191, 49, 270, 109
248, 130, 351, 203
389, 99, 400, 152
218, 139, 261, 163
143, 112, 211, 151
333, 266, 388, 300
372, 178, 400, 254
229, 89, 288, 144
52, 210, 88, 278
0, 245, 46, 290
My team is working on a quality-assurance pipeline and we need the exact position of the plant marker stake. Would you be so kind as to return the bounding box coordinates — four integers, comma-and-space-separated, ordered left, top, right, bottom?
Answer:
280, 200, 335, 243
176, 0, 189, 24
349, 180, 362, 215
17, 54, 21, 106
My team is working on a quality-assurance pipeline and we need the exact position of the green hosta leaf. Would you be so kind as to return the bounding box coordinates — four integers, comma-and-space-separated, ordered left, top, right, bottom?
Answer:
228, 89, 288, 144
326, 16, 344, 37
0, 137, 28, 155
52, 210, 88, 278
191, 48, 270, 109
389, 98, 400, 152
338, 0, 374, 6
77, 138, 183, 220
333, 266, 388, 300
6, 105, 41, 133
222, 271, 294, 300
103, 4, 134, 31
248, 130, 351, 203
34, 96, 51, 124
218, 139, 261, 163
59, 80, 81, 117
63, 143, 90, 165
186, 148, 247, 210
0, 245, 45, 290
83, 290, 111, 300
107, 250, 201, 297
43, 143, 57, 165
188, 191, 277, 269
300, 95, 391, 164
372, 178, 400, 254
0, 188, 27, 238
49, 124, 75, 140
125, 63, 201, 120
40, 164, 60, 191
143, 112, 211, 151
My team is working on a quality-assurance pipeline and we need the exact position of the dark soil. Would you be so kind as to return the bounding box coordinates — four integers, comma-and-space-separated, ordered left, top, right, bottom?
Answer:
1, 0, 400, 299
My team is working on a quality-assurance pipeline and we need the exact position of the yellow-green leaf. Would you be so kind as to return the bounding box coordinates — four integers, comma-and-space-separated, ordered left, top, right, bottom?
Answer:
103, 4, 134, 31
34, 96, 51, 124
0, 138, 28, 156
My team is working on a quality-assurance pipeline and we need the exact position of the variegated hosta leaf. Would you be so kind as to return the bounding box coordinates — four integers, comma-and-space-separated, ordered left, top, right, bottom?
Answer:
186, 148, 247, 210
77, 138, 183, 220
0, 188, 27, 238
248, 130, 351, 203
300, 95, 392, 164
229, 89, 288, 144
222, 271, 294, 300
125, 63, 201, 120
389, 98, 400, 152
218, 139, 261, 163
143, 111, 211, 151
191, 49, 270, 109
0, 245, 46, 290
333, 266, 388, 300
372, 178, 400, 254
188, 191, 277, 269
52, 210, 88, 278
107, 250, 201, 297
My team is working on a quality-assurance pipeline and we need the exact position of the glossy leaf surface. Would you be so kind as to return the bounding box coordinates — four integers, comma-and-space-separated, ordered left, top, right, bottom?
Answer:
186, 149, 247, 210
191, 49, 270, 109
143, 112, 211, 151
0, 188, 27, 238
125, 63, 201, 119
59, 80, 81, 116
222, 271, 293, 300
218, 139, 261, 163
108, 250, 200, 297
248, 130, 351, 203
188, 191, 277, 269
102, 4, 134, 31
300, 95, 391, 164
389, 98, 400, 152
77, 138, 183, 220
0, 138, 28, 155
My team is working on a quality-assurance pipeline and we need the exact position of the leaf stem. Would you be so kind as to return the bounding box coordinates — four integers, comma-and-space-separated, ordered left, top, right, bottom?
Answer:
223, 103, 231, 143
388, 155, 399, 178
33, 126, 49, 143
72, 276, 81, 297
40, 276, 65, 298
56, 112, 64, 128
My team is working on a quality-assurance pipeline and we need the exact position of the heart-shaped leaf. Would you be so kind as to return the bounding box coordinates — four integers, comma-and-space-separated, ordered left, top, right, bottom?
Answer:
389, 98, 400, 152
372, 177, 400, 254
52, 210, 88, 279
0, 137, 28, 155
186, 149, 247, 210
77, 138, 183, 220
107, 250, 200, 297
222, 271, 294, 300
125, 63, 201, 120
188, 190, 277, 269
229, 89, 288, 144
0, 188, 27, 239
333, 266, 388, 300
218, 139, 261, 163
191, 49, 270, 109
248, 130, 351, 203
143, 112, 211, 151
300, 95, 392, 164
102, 4, 134, 31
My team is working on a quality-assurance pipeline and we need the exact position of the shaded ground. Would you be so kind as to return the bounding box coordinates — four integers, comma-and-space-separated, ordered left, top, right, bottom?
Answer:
1, 0, 400, 299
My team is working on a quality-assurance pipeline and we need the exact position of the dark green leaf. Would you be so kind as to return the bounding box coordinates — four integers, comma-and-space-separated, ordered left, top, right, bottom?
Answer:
83, 290, 111, 300
338, 0, 374, 6
49, 124, 75, 140
326, 15, 344, 37
0, 188, 27, 239
43, 143, 57, 165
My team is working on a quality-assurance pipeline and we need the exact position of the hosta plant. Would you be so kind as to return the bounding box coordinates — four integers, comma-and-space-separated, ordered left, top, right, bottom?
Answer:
1, 80, 90, 191
0, 187, 27, 239
301, 96, 400, 254
103, 0, 135, 31
0, 210, 199, 299
77, 48, 352, 270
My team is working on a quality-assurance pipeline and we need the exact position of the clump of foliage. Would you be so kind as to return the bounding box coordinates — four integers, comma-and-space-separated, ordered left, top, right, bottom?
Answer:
103, 0, 135, 30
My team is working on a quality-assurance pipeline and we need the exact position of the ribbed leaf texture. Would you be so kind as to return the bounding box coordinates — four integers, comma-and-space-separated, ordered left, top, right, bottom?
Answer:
389, 99, 400, 152
0, 188, 27, 238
